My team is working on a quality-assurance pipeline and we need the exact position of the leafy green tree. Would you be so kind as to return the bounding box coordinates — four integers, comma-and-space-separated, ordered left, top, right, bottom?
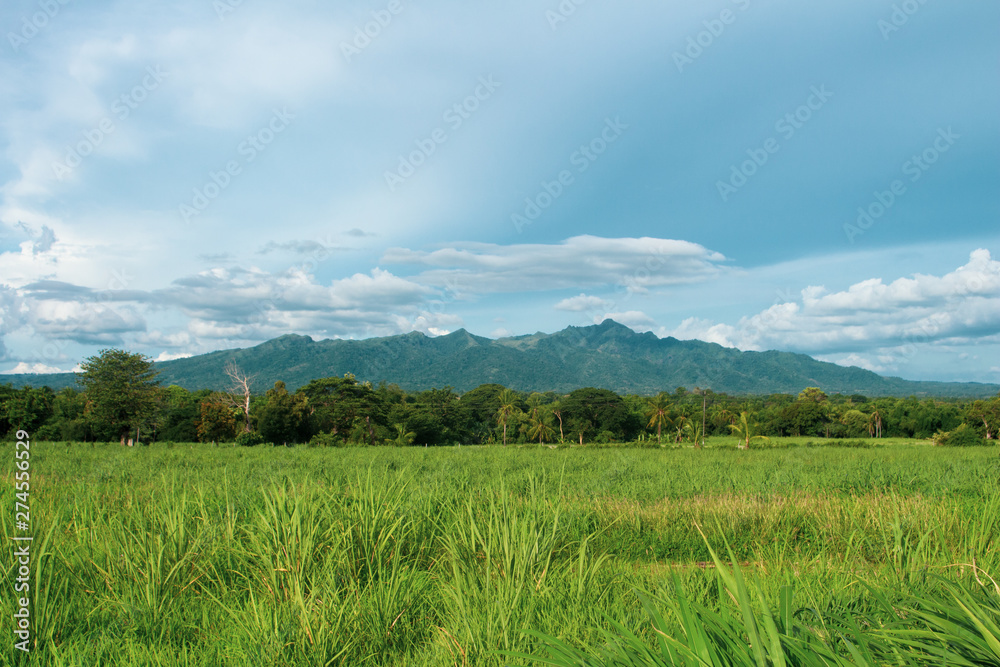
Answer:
3, 386, 54, 437
257, 381, 310, 445
298, 375, 388, 440
406, 387, 468, 445
561, 387, 642, 443
645, 393, 671, 444
78, 349, 161, 445
0, 383, 15, 439
157, 385, 204, 442
43, 387, 91, 441
798, 387, 829, 403
779, 399, 829, 437
966, 397, 1000, 439
729, 411, 770, 449
461, 383, 508, 443
197, 396, 239, 443
840, 409, 870, 438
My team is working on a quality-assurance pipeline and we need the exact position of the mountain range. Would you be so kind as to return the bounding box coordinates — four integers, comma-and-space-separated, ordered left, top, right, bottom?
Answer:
4, 320, 998, 397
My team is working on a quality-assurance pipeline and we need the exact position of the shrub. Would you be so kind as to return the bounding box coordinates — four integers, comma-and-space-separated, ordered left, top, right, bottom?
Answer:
933, 423, 988, 447
308, 432, 344, 448
235, 431, 266, 447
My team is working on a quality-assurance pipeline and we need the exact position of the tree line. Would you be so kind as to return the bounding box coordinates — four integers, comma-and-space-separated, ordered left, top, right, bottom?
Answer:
1, 349, 998, 446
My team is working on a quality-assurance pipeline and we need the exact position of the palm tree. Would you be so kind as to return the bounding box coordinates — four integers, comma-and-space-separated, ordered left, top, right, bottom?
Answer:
683, 419, 704, 447
672, 415, 688, 443
495, 388, 520, 446
645, 393, 671, 445
528, 409, 555, 445
729, 411, 770, 450
386, 423, 416, 447
868, 410, 884, 439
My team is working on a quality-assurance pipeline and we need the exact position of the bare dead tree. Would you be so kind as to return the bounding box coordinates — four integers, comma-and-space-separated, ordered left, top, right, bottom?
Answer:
224, 361, 255, 434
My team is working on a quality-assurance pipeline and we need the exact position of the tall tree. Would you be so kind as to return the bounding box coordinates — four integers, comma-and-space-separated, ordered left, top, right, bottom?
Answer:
224, 361, 255, 434
645, 393, 671, 444
495, 388, 520, 446
528, 408, 555, 445
78, 349, 160, 446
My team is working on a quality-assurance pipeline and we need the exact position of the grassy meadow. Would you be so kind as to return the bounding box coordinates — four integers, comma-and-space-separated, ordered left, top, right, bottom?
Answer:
2, 440, 999, 666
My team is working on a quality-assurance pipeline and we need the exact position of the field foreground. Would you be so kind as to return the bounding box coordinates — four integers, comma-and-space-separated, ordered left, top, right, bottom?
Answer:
2, 442, 999, 665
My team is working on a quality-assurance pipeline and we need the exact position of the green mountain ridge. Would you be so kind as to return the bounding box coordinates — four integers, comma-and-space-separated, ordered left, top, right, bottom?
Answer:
4, 320, 998, 397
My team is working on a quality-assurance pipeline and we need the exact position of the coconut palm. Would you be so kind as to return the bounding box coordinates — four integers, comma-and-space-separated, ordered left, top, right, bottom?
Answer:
495, 388, 520, 446
528, 409, 556, 445
729, 411, 770, 450
645, 393, 671, 445
683, 419, 704, 447
672, 415, 688, 443
385, 423, 416, 447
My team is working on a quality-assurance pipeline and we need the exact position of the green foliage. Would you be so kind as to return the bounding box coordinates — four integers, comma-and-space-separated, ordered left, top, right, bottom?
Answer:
257, 381, 310, 444
307, 431, 345, 447
934, 423, 990, 447
562, 387, 642, 443
235, 431, 266, 447
77, 348, 160, 443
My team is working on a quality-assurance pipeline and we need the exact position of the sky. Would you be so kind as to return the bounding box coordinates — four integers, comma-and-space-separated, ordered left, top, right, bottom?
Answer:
0, 0, 998, 384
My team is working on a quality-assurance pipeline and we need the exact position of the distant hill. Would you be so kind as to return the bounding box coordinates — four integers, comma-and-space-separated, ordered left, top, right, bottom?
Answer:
4, 320, 998, 397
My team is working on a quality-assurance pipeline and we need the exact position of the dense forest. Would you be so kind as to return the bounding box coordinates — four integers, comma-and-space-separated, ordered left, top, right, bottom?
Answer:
2, 362, 998, 447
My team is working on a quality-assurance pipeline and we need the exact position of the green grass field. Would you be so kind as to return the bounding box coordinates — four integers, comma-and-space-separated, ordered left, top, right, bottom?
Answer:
3, 440, 999, 665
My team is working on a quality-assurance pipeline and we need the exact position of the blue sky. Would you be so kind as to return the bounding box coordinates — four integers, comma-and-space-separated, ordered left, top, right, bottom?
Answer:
1, 0, 998, 384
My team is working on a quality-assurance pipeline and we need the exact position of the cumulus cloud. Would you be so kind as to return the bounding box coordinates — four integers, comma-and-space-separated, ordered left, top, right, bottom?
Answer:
663, 250, 1000, 359
151, 265, 439, 342
555, 293, 611, 312
29, 300, 147, 345
383, 236, 727, 294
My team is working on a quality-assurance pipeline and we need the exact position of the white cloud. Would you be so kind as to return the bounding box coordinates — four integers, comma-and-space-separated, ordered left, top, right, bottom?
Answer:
384, 236, 727, 294
154, 351, 191, 362
663, 250, 1000, 356
555, 293, 610, 312
1, 362, 70, 375
816, 353, 889, 374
